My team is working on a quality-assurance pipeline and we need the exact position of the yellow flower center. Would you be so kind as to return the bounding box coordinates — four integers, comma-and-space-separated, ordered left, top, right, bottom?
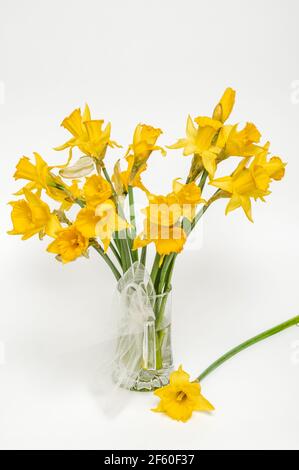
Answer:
70, 236, 81, 248
176, 391, 187, 402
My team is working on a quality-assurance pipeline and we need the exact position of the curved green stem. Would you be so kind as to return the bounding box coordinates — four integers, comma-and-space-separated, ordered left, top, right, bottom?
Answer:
109, 241, 122, 267
189, 205, 208, 233
196, 315, 299, 383
90, 239, 122, 281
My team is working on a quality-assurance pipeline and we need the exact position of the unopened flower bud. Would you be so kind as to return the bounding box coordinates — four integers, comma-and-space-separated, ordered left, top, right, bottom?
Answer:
212, 103, 223, 122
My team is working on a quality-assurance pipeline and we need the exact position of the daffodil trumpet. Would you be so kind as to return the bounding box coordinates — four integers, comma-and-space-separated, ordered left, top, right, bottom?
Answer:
8, 92, 288, 419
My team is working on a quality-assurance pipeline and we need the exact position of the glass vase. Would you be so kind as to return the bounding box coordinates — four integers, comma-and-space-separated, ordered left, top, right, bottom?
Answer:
112, 284, 173, 392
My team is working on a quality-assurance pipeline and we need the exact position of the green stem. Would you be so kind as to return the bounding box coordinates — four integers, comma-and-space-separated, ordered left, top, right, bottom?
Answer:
128, 185, 138, 262
74, 198, 85, 208
109, 241, 123, 267
155, 255, 176, 369
189, 204, 208, 233
198, 169, 208, 191
102, 166, 116, 196
155, 255, 175, 328
90, 239, 122, 281
102, 165, 132, 272
150, 253, 161, 286
140, 246, 147, 266
196, 315, 299, 383
158, 254, 174, 294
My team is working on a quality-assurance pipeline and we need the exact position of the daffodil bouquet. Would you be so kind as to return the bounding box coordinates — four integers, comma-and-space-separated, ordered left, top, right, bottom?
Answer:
9, 89, 299, 422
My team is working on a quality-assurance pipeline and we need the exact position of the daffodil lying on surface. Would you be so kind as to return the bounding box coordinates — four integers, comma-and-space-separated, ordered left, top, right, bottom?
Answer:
152, 366, 214, 422
8, 90, 291, 407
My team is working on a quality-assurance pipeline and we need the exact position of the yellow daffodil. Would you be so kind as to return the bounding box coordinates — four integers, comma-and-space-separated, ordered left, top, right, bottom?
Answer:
253, 144, 286, 181
75, 200, 128, 251
210, 151, 286, 221
133, 191, 186, 258
210, 164, 267, 222
169, 88, 235, 157
14, 153, 48, 185
83, 175, 112, 208
212, 87, 236, 123
168, 88, 259, 181
168, 88, 236, 180
133, 181, 205, 259
168, 116, 222, 179
125, 124, 166, 180
152, 365, 214, 422
13, 152, 78, 209
14, 152, 54, 194
216, 122, 262, 159
55, 104, 121, 161
144, 193, 182, 227
112, 156, 148, 196
262, 156, 286, 180
8, 189, 61, 240
75, 207, 100, 238
169, 116, 222, 157
172, 179, 206, 221
47, 225, 89, 263
134, 220, 187, 259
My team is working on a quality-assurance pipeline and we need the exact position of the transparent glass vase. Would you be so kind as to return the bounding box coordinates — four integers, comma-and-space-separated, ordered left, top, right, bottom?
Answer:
112, 282, 173, 392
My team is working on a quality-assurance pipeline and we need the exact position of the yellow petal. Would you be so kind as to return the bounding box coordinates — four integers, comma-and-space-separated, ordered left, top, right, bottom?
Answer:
225, 193, 242, 215
45, 214, 62, 238
167, 138, 188, 150
83, 174, 112, 207
75, 207, 99, 237
161, 401, 194, 422
8, 200, 33, 236
201, 150, 217, 178
133, 233, 151, 250
186, 115, 197, 140
266, 156, 286, 180
82, 103, 91, 122
213, 87, 236, 122
210, 176, 233, 193
14, 157, 37, 181
192, 393, 215, 412
54, 138, 76, 151
155, 226, 186, 256
169, 365, 190, 387
84, 120, 104, 140
194, 116, 222, 130
47, 225, 88, 263
61, 108, 84, 137
240, 195, 253, 222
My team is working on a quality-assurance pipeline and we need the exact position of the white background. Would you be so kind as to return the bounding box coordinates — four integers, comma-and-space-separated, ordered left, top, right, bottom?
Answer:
0, 0, 299, 450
